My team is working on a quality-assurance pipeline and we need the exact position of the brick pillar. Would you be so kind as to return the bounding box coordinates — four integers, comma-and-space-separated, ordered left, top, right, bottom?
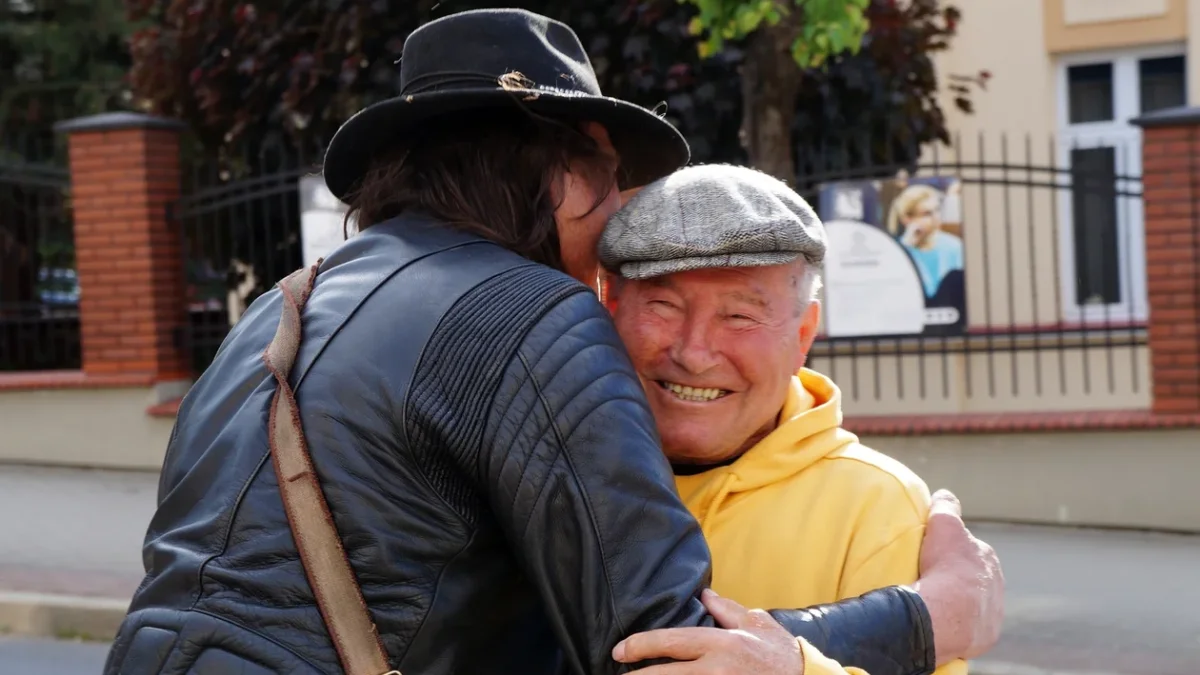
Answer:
55, 113, 189, 387
1134, 108, 1200, 414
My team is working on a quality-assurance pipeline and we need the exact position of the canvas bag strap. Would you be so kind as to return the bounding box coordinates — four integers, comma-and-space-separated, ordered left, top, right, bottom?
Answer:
261, 260, 399, 675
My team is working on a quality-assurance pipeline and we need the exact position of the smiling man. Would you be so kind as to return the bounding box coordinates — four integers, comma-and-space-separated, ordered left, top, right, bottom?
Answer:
600, 164, 976, 674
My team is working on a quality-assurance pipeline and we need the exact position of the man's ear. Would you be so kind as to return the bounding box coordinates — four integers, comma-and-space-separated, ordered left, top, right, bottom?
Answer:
602, 271, 621, 315
796, 301, 821, 370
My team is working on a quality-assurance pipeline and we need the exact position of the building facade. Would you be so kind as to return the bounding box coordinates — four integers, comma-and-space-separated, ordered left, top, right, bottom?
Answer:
1, 2, 1199, 530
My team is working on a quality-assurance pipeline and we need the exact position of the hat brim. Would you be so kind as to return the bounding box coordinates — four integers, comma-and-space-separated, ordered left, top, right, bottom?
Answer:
323, 88, 691, 201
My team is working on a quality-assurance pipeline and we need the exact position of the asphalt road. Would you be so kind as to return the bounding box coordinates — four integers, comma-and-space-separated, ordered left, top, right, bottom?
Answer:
0, 636, 110, 674
2, 466, 1200, 674
0, 465, 154, 576
970, 522, 1200, 675
0, 465, 151, 599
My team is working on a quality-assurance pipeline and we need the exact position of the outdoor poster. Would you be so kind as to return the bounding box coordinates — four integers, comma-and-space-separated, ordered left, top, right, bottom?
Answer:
818, 174, 967, 338
299, 174, 356, 268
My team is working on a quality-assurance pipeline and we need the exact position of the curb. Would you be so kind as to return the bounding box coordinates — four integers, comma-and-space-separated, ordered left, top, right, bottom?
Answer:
0, 591, 127, 642
970, 660, 1128, 675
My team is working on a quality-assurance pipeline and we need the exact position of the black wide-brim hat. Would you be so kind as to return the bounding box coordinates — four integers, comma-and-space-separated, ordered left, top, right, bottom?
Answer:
322, 8, 691, 202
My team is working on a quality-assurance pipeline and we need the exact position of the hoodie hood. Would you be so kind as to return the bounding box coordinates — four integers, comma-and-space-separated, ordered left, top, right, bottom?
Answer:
674, 369, 859, 533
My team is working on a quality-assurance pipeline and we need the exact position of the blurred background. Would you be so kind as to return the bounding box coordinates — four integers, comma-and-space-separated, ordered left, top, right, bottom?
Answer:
1, 0, 1199, 673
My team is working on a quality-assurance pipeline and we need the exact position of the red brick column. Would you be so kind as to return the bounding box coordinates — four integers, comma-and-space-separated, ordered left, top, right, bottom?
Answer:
1135, 108, 1200, 414
55, 113, 189, 386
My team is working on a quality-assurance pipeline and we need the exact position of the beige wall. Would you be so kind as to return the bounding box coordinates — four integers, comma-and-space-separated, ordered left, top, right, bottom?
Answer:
1, 387, 1191, 532
931, 0, 1058, 143
0, 388, 171, 470
874, 428, 1200, 532
924, 1, 1065, 346
932, 0, 1195, 138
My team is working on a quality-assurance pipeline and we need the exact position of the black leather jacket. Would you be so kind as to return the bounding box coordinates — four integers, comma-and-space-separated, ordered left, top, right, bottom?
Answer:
104, 214, 936, 675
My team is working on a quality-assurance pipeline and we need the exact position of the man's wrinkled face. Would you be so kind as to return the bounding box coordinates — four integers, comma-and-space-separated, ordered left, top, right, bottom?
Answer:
612, 264, 820, 465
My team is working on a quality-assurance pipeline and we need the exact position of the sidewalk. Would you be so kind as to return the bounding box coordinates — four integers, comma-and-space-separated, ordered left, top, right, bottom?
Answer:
969, 522, 1200, 675
0, 464, 152, 640
1, 463, 1199, 674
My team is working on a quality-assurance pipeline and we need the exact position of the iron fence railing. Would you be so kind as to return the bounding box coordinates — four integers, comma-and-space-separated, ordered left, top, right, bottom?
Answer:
177, 141, 318, 375
0, 81, 128, 372
173, 131, 1153, 414
798, 132, 1148, 408
0, 135, 79, 372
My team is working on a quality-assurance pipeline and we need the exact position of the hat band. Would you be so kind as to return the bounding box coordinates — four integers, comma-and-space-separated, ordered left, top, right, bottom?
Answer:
403, 70, 555, 96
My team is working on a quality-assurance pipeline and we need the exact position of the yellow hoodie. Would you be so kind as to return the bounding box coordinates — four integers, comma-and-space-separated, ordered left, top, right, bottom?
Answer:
674, 369, 967, 675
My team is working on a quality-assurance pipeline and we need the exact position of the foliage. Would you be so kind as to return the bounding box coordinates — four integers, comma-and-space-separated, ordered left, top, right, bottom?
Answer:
546, 1, 749, 163
0, 0, 134, 311
123, 0, 438, 154
684, 0, 869, 66
121, 0, 979, 173
0, 0, 135, 156
790, 0, 983, 177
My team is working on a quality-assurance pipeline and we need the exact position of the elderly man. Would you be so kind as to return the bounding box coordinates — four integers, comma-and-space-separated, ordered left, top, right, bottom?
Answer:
601, 164, 992, 673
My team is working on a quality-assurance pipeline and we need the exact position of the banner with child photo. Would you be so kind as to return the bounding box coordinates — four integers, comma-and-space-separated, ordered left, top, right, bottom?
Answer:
818, 174, 967, 338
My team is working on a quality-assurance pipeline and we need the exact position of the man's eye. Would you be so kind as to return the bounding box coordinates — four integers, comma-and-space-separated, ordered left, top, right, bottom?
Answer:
729, 314, 755, 322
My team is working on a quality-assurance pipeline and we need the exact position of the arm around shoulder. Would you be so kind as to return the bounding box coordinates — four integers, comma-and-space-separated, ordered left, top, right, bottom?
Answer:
452, 273, 944, 675
835, 463, 966, 675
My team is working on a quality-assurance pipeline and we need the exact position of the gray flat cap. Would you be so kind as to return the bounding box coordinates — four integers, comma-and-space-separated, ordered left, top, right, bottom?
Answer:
599, 163, 826, 280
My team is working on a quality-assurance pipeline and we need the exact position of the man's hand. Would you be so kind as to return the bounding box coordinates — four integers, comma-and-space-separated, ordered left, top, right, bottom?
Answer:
914, 489, 1005, 665
612, 589, 804, 674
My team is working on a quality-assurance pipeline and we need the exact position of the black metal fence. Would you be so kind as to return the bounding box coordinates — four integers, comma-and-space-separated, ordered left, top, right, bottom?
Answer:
0, 134, 80, 372
0, 81, 127, 372
177, 141, 318, 375
798, 132, 1149, 410
174, 130, 1154, 414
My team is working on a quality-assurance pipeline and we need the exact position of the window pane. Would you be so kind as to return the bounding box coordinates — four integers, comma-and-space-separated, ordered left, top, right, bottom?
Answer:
1140, 55, 1186, 114
1068, 63, 1114, 124
1070, 147, 1121, 306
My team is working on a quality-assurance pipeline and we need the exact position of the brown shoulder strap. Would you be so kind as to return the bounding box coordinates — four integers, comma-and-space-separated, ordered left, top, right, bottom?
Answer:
262, 261, 399, 675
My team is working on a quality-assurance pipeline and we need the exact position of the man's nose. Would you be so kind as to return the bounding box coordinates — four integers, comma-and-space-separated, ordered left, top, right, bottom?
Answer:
669, 320, 720, 375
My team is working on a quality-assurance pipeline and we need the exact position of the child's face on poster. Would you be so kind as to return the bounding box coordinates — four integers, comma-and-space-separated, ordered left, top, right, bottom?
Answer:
901, 194, 942, 249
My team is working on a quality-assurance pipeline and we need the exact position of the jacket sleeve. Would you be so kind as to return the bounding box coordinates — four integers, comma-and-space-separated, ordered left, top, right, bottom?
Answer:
480, 285, 936, 675
813, 452, 961, 675
772, 587, 938, 675
837, 527, 966, 675
801, 641, 869, 675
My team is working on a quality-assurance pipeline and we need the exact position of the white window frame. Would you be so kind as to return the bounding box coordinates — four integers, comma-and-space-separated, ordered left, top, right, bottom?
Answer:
1054, 43, 1184, 325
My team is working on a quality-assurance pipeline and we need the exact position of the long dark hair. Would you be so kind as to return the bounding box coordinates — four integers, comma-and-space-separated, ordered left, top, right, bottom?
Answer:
343, 106, 617, 271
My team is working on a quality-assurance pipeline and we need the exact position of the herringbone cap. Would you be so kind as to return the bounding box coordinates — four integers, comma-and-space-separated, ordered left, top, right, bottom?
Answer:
599, 164, 826, 280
